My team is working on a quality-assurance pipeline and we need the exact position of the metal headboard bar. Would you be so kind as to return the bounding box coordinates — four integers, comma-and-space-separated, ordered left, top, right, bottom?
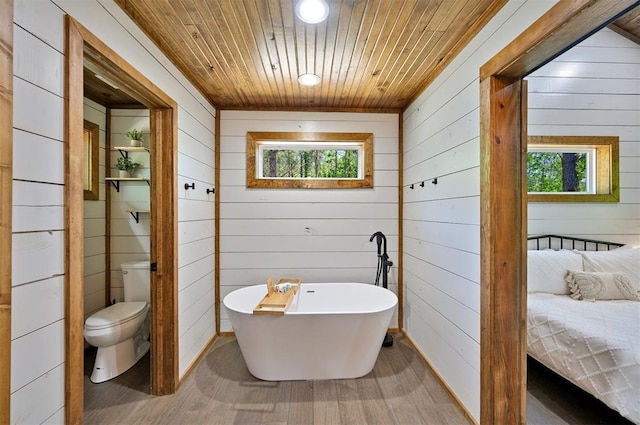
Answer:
527, 234, 625, 251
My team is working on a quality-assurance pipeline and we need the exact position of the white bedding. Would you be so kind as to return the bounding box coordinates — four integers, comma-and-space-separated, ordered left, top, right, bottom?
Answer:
528, 293, 640, 424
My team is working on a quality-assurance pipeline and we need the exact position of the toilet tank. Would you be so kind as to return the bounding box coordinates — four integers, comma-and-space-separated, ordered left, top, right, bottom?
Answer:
121, 261, 151, 302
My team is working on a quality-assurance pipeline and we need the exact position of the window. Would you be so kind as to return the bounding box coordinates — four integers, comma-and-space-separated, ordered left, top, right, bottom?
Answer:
527, 148, 592, 193
247, 132, 374, 189
527, 135, 619, 202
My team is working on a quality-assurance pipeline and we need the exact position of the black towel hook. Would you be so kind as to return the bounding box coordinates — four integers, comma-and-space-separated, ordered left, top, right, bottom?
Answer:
184, 182, 195, 190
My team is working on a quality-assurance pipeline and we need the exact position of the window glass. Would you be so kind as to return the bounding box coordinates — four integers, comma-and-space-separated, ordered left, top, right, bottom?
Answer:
247, 132, 373, 189
258, 141, 362, 179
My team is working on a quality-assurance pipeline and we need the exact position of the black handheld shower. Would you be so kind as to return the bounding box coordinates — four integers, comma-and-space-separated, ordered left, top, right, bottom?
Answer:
369, 231, 394, 347
369, 231, 386, 257
369, 231, 392, 289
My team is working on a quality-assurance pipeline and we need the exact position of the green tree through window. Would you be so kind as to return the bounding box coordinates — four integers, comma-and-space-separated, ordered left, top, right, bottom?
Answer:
527, 152, 587, 192
262, 148, 359, 178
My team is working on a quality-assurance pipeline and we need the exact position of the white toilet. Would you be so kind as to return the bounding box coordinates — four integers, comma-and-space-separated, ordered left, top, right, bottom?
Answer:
84, 260, 151, 383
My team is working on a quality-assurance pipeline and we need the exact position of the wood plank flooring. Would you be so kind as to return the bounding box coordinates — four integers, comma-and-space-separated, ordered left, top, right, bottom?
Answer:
84, 334, 470, 424
526, 357, 633, 425
84, 335, 634, 424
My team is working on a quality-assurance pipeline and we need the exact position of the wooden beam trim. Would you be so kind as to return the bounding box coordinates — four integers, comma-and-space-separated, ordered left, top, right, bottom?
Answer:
397, 112, 403, 330
0, 0, 13, 422
105, 108, 112, 307
480, 0, 640, 81
64, 15, 86, 425
214, 111, 221, 334
480, 76, 527, 425
608, 23, 640, 46
149, 108, 179, 395
67, 17, 176, 109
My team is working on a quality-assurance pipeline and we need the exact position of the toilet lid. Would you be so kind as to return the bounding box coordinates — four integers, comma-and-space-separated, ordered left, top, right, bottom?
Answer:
85, 302, 147, 331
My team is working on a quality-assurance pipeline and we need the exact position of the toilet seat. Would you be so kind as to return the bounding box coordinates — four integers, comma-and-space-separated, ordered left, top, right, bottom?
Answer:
85, 302, 147, 331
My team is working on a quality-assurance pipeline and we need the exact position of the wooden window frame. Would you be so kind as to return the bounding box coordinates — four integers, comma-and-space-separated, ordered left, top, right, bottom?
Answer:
246, 132, 374, 189
527, 135, 619, 202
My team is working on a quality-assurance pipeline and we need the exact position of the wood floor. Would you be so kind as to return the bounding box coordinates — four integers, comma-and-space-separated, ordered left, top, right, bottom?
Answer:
84, 334, 469, 424
84, 335, 633, 424
526, 357, 633, 425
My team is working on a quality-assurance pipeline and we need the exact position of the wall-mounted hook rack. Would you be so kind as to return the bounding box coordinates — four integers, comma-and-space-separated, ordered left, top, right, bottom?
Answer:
408, 176, 440, 190
184, 182, 195, 190
206, 188, 215, 194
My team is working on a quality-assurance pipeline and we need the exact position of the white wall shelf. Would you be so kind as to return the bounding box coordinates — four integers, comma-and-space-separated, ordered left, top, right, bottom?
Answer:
125, 209, 150, 223
112, 146, 149, 158
105, 177, 150, 192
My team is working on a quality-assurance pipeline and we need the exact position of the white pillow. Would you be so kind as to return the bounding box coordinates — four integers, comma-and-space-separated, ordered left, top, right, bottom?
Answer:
527, 250, 584, 294
565, 270, 640, 301
578, 248, 640, 287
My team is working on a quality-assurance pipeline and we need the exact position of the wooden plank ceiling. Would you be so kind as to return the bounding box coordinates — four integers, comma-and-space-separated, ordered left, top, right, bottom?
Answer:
114, 0, 508, 111
113, 1, 639, 112
610, 7, 640, 44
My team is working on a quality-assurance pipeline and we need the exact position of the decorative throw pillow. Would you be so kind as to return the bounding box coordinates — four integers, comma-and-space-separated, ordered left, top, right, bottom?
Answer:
578, 248, 640, 288
527, 250, 584, 294
565, 270, 640, 301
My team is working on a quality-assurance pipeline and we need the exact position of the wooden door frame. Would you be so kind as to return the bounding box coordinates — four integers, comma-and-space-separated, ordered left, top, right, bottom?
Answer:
0, 0, 13, 423
65, 16, 178, 424
479, 0, 639, 423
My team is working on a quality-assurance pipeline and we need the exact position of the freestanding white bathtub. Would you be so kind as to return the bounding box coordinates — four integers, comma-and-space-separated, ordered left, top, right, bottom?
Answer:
223, 282, 397, 381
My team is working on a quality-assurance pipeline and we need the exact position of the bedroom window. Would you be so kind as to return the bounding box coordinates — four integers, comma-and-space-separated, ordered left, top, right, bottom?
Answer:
527, 148, 593, 194
527, 135, 619, 203
246, 132, 374, 189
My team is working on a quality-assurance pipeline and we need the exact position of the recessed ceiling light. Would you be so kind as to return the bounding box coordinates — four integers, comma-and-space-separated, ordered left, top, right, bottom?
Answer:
298, 73, 321, 87
295, 0, 329, 24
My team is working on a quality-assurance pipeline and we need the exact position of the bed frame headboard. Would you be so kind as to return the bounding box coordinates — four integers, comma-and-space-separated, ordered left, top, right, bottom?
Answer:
527, 234, 625, 251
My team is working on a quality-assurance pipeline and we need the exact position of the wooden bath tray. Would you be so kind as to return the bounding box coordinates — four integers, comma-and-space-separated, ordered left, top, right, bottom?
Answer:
253, 277, 302, 315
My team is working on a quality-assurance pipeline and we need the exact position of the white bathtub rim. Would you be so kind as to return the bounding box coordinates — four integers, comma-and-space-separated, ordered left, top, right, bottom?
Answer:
223, 282, 398, 316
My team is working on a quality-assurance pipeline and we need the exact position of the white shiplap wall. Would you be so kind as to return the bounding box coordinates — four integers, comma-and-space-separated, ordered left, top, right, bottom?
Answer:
11, 0, 216, 422
219, 110, 399, 332
402, 0, 559, 420
83, 98, 107, 319
109, 110, 151, 302
527, 28, 640, 246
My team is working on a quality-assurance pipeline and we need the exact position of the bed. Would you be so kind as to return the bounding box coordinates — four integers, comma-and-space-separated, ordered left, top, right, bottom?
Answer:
527, 235, 640, 424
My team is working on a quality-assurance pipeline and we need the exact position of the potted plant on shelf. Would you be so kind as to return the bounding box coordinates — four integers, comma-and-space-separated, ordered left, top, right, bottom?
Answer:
125, 129, 144, 147
115, 157, 141, 178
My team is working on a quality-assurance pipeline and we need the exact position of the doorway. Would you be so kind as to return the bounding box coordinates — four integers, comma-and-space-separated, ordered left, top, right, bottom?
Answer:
479, 1, 639, 423
65, 16, 178, 424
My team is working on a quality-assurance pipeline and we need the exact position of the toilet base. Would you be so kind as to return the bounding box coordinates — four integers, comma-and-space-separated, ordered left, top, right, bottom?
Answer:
90, 336, 150, 383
